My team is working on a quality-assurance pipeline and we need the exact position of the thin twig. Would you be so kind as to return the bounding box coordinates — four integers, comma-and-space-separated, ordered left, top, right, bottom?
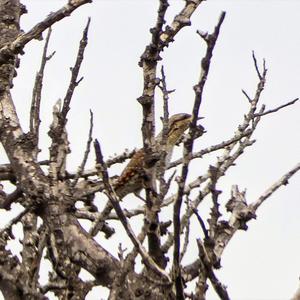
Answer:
207, 165, 222, 240
172, 12, 226, 298
253, 98, 299, 117
71, 110, 94, 187
158, 65, 171, 199
180, 196, 191, 262
252, 50, 263, 80
105, 149, 136, 168
48, 19, 90, 180
165, 52, 266, 257
241, 89, 252, 103
60, 18, 90, 126
251, 162, 300, 211
169, 128, 252, 169
193, 208, 209, 241
30, 27, 54, 148
0, 207, 30, 237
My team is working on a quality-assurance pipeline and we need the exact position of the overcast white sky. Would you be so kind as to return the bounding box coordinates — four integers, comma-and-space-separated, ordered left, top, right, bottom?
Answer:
1, 1, 299, 299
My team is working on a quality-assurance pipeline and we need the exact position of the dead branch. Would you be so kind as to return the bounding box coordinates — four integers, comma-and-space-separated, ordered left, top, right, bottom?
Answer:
140, 65, 171, 270
0, 185, 22, 210
168, 128, 252, 169
0, 1, 297, 298
207, 165, 222, 241
241, 89, 252, 103
0, 207, 30, 238
172, 12, 226, 298
71, 110, 94, 187
157, 65, 170, 192
48, 19, 89, 179
30, 27, 54, 153
193, 207, 209, 241
0, 148, 136, 183
0, 0, 92, 59
253, 97, 299, 117
48, 99, 69, 179
212, 161, 300, 264
138, 1, 206, 227
180, 197, 191, 262
251, 162, 300, 211
177, 52, 267, 241
197, 240, 230, 300
60, 17, 90, 126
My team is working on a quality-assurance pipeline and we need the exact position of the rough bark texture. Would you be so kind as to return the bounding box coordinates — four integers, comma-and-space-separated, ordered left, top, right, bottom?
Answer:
0, 1, 298, 300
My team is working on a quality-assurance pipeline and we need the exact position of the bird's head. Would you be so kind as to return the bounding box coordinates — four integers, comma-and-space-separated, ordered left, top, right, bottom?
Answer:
166, 113, 192, 146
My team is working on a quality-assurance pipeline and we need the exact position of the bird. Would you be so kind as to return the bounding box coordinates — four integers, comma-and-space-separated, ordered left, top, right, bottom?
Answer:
90, 113, 204, 236
113, 113, 195, 199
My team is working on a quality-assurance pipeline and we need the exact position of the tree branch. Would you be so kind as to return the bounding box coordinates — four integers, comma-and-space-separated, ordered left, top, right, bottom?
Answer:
0, 0, 92, 59
30, 27, 54, 154
253, 97, 299, 117
60, 17, 90, 125
197, 240, 230, 300
251, 162, 300, 211
172, 12, 225, 298
71, 109, 94, 187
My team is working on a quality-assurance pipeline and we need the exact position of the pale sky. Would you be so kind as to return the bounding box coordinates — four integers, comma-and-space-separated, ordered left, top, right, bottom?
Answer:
1, 1, 299, 299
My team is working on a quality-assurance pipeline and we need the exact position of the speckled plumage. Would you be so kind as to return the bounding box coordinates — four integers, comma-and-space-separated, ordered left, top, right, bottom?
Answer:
113, 113, 192, 199
113, 149, 146, 198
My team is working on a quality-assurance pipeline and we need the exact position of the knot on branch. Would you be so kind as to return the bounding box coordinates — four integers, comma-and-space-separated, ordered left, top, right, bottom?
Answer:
139, 44, 162, 66
0, 45, 15, 65
137, 95, 153, 106
226, 185, 256, 230
174, 15, 191, 26
16, 132, 38, 152
20, 3, 28, 15
161, 25, 175, 42
159, 220, 172, 236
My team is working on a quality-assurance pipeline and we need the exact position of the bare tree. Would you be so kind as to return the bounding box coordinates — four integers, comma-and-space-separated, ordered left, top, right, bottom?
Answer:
0, 1, 298, 299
